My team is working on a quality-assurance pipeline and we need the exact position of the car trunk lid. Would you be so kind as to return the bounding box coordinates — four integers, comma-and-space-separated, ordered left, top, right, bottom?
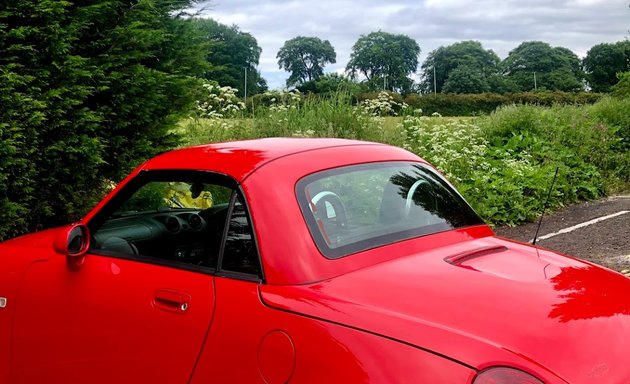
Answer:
260, 236, 630, 384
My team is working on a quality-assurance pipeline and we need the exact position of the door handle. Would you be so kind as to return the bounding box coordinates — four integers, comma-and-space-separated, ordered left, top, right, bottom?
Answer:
152, 289, 191, 314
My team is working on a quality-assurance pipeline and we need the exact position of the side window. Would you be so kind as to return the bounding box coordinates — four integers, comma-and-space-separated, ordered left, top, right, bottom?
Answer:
220, 194, 261, 278
90, 173, 234, 271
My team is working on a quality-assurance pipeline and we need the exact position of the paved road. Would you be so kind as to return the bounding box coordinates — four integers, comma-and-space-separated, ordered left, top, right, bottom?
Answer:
494, 196, 630, 272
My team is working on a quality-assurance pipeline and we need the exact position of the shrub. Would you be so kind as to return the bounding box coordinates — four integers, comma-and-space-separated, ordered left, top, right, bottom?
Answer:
0, 0, 206, 240
400, 92, 603, 117
400, 102, 619, 225
194, 82, 246, 119
359, 91, 409, 116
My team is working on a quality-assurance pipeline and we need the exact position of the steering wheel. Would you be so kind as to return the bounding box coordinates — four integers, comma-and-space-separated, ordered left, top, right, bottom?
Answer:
311, 191, 348, 231
405, 179, 437, 216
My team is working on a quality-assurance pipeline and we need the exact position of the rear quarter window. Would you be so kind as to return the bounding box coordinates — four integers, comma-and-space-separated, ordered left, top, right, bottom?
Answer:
296, 162, 484, 259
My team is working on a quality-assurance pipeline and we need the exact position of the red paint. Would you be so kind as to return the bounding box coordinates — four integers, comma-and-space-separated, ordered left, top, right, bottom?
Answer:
257, 330, 295, 384
1, 138, 629, 383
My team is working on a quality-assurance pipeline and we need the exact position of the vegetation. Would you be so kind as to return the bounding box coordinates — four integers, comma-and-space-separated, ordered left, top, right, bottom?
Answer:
501, 41, 584, 92
401, 91, 602, 117
0, 0, 206, 240
583, 41, 630, 93
181, 92, 629, 226
0, 0, 628, 241
346, 31, 421, 93
277, 36, 337, 87
192, 19, 267, 97
420, 41, 510, 94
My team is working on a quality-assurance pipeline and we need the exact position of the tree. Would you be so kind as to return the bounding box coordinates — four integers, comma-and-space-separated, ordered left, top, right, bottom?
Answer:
297, 73, 364, 96
583, 41, 630, 92
442, 66, 490, 94
0, 0, 207, 240
346, 31, 420, 93
193, 19, 266, 97
277, 36, 336, 87
501, 41, 584, 92
420, 41, 501, 94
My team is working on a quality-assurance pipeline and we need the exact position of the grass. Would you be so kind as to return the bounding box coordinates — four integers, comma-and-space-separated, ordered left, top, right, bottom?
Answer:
178, 92, 629, 226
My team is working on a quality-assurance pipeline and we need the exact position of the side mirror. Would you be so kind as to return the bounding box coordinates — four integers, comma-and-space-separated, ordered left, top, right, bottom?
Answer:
53, 223, 90, 271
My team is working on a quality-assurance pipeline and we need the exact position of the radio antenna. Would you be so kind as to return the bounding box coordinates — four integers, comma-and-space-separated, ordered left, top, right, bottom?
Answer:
532, 166, 559, 246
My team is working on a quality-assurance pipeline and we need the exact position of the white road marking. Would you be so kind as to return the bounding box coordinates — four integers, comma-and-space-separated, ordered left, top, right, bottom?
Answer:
531, 210, 629, 243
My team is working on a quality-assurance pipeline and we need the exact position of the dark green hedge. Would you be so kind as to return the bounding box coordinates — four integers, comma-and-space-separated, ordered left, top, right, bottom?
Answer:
395, 92, 602, 116
0, 0, 206, 241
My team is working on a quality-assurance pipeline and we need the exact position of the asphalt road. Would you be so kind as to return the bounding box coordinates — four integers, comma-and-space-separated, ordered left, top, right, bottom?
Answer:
494, 196, 630, 273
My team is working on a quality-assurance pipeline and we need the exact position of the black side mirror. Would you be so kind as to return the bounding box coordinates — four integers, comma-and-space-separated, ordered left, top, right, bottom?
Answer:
54, 223, 90, 271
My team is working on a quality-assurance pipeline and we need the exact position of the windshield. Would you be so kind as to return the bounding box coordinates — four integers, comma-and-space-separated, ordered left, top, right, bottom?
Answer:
297, 162, 484, 259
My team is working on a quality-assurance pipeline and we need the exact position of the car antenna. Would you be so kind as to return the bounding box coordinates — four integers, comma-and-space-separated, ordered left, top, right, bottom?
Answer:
532, 166, 559, 246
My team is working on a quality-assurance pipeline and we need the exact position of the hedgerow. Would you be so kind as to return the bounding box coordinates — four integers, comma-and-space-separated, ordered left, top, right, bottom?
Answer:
400, 91, 602, 116
182, 92, 627, 226
0, 0, 207, 240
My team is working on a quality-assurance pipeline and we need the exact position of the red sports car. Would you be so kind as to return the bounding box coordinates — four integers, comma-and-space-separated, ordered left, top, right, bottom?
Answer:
1, 138, 629, 383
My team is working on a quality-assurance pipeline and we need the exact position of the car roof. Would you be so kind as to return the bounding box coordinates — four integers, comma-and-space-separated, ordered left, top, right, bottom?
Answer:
141, 138, 384, 181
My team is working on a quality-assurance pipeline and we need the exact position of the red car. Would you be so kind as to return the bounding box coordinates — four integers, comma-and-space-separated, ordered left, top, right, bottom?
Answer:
1, 138, 629, 383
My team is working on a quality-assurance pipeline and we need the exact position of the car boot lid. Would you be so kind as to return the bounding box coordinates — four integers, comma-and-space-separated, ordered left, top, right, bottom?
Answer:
260, 235, 630, 384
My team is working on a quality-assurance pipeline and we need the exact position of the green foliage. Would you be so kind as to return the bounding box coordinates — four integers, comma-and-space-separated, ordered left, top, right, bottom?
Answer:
589, 96, 630, 160
0, 0, 206, 240
420, 41, 501, 94
194, 81, 246, 119
611, 72, 630, 98
358, 91, 410, 116
583, 41, 630, 92
192, 18, 266, 97
502, 41, 584, 92
277, 36, 336, 87
442, 65, 491, 94
180, 91, 627, 226
297, 73, 366, 97
181, 91, 399, 146
346, 31, 420, 93
401, 99, 630, 225
402, 91, 602, 117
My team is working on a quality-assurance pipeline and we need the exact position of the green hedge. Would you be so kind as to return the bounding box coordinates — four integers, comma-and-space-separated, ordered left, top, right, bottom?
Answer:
0, 0, 206, 241
396, 92, 603, 116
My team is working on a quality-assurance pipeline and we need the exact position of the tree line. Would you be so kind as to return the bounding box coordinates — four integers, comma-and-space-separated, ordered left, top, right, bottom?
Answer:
276, 33, 630, 94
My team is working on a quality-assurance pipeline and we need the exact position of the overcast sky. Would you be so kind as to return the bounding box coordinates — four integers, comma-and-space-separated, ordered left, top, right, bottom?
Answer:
197, 0, 629, 89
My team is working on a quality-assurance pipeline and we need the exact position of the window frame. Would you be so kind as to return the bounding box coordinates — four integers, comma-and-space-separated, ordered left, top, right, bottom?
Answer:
87, 170, 264, 281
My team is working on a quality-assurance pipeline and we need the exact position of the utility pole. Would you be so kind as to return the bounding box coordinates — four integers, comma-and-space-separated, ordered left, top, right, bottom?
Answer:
244, 67, 248, 101
433, 65, 437, 94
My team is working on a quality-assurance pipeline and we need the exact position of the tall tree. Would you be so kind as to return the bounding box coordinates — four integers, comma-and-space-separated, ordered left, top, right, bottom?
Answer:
583, 41, 630, 92
346, 31, 420, 93
420, 41, 501, 94
0, 0, 207, 240
277, 36, 336, 87
501, 41, 584, 92
193, 19, 266, 96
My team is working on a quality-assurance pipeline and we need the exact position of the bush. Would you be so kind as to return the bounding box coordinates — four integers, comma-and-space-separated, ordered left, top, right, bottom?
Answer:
400, 97, 629, 226
194, 82, 246, 119
0, 0, 207, 240
400, 116, 600, 225
399, 92, 603, 117
178, 92, 628, 227
611, 72, 630, 98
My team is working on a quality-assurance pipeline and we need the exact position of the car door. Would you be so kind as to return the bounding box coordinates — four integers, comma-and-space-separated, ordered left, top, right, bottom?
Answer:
10, 171, 234, 383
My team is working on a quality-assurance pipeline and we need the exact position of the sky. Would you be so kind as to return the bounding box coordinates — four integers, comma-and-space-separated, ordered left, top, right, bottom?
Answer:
196, 0, 629, 89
